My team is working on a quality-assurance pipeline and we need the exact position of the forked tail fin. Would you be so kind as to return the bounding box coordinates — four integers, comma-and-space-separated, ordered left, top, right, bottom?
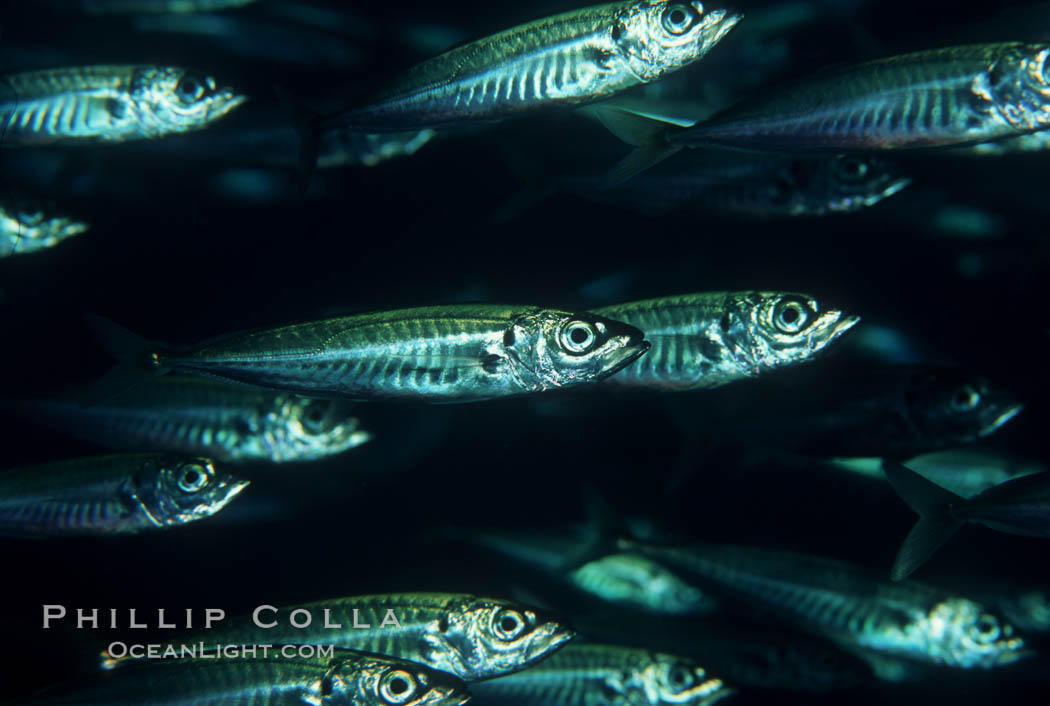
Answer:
883, 461, 966, 581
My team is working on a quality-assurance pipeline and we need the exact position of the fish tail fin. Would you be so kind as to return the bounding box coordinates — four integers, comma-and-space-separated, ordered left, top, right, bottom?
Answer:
275, 86, 321, 195
593, 106, 685, 186
883, 461, 965, 581
81, 315, 168, 406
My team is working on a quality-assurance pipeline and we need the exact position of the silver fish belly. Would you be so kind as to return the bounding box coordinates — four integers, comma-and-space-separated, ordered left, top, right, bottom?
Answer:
0, 65, 244, 145
595, 292, 858, 390
325, 1, 741, 131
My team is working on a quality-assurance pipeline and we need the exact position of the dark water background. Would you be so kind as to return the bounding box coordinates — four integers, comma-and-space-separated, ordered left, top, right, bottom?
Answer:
1, 0, 1050, 703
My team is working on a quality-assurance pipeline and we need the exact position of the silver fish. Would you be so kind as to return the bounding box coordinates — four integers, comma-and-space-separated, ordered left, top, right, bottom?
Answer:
322, 1, 742, 131
103, 592, 574, 680
90, 305, 649, 402
0, 453, 248, 537
886, 462, 1050, 581
594, 292, 859, 390
562, 153, 910, 217
0, 196, 87, 258
0, 65, 245, 145
964, 129, 1050, 155
469, 642, 732, 706
8, 376, 371, 464
620, 539, 1030, 670
602, 42, 1050, 181
32, 648, 468, 706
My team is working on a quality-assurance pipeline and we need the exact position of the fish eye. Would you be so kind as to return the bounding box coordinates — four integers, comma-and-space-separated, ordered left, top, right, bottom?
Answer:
493, 608, 527, 640
301, 401, 329, 432
176, 74, 207, 102
772, 298, 811, 334
379, 670, 417, 704
560, 320, 599, 355
668, 665, 694, 689
177, 463, 209, 493
974, 614, 1001, 642
951, 385, 981, 412
836, 156, 870, 182
661, 4, 698, 35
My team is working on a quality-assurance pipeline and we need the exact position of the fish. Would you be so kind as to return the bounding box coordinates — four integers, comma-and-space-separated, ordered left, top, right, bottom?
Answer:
885, 461, 1050, 581
0, 65, 245, 146
0, 195, 88, 258
316, 1, 742, 132
0, 453, 248, 537
103, 593, 575, 680
469, 642, 732, 706
618, 539, 1030, 670
88, 305, 650, 402
602, 42, 1050, 181
28, 648, 468, 705
573, 612, 874, 693
593, 292, 859, 390
830, 448, 1045, 498
702, 366, 1024, 459
439, 525, 716, 616
6, 376, 372, 464
559, 153, 910, 217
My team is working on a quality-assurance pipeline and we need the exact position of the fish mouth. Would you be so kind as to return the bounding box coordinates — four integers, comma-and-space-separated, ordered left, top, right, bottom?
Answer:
979, 403, 1024, 436
811, 311, 861, 348
604, 338, 651, 378
525, 622, 576, 663
700, 10, 743, 50
209, 91, 247, 120
215, 479, 251, 510
430, 684, 471, 706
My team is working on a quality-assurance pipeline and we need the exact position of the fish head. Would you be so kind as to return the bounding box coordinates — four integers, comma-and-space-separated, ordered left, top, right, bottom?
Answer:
912, 599, 1031, 668
131, 66, 246, 137
266, 396, 372, 462
725, 292, 859, 374
983, 43, 1050, 132
326, 655, 470, 706
139, 455, 249, 526
506, 309, 649, 389
613, 2, 742, 83
814, 155, 911, 213
640, 653, 733, 705
906, 369, 1023, 445
426, 596, 574, 680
